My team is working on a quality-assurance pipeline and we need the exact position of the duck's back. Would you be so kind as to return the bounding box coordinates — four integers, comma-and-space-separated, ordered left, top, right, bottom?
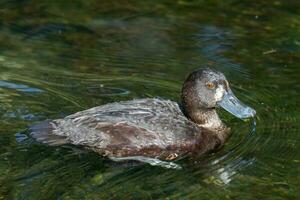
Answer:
30, 98, 218, 159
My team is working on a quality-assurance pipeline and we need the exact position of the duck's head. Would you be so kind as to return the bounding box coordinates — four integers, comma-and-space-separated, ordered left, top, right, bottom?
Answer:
182, 68, 256, 120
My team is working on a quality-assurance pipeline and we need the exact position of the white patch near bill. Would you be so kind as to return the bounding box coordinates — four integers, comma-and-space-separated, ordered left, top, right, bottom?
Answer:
215, 85, 225, 102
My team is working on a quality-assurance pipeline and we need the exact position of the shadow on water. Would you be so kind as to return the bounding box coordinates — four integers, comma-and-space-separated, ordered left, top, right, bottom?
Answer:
0, 1, 299, 199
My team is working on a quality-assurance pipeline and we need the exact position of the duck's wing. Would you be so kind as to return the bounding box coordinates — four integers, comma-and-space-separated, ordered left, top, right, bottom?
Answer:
30, 98, 200, 157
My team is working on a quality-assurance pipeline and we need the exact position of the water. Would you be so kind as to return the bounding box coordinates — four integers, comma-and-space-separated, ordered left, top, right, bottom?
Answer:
0, 1, 299, 199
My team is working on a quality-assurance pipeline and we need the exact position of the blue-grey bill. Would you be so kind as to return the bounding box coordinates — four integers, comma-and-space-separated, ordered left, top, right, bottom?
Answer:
217, 90, 256, 119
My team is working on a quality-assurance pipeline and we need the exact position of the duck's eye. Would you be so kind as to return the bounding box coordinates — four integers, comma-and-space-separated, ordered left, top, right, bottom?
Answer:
206, 82, 215, 89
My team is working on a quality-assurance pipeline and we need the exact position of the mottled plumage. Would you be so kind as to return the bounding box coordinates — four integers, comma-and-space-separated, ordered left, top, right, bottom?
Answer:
30, 99, 222, 160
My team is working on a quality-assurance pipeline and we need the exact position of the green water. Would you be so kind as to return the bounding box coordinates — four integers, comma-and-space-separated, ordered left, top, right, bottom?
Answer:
0, 1, 299, 199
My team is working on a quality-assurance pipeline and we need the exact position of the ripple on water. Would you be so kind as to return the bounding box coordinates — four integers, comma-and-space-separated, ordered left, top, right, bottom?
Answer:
87, 85, 130, 97
0, 80, 44, 93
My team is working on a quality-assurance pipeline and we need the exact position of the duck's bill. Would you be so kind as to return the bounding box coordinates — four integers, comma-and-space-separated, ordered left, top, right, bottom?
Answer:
217, 89, 256, 119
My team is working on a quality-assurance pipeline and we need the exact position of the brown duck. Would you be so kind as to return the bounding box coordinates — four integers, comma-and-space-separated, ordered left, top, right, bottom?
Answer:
30, 68, 255, 166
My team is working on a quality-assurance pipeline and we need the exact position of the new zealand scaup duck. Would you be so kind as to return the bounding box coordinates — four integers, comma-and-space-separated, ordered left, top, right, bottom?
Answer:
30, 68, 255, 162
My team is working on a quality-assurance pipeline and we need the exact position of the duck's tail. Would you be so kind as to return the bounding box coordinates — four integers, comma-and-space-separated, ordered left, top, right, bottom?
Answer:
29, 120, 68, 146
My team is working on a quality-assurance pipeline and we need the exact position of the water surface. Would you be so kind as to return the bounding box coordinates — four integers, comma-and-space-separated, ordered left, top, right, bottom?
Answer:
0, 1, 299, 199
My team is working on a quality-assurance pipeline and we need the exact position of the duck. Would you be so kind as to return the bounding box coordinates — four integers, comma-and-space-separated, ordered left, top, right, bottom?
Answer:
30, 68, 255, 163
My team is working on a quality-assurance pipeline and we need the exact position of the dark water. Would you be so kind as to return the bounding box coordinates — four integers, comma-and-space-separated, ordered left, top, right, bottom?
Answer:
0, 1, 299, 199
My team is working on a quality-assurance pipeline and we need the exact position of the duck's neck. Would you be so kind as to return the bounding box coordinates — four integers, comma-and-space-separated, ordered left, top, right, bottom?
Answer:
189, 108, 222, 128
183, 107, 229, 144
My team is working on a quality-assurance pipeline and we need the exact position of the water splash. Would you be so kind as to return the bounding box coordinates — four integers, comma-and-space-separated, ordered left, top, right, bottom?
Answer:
109, 156, 182, 169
